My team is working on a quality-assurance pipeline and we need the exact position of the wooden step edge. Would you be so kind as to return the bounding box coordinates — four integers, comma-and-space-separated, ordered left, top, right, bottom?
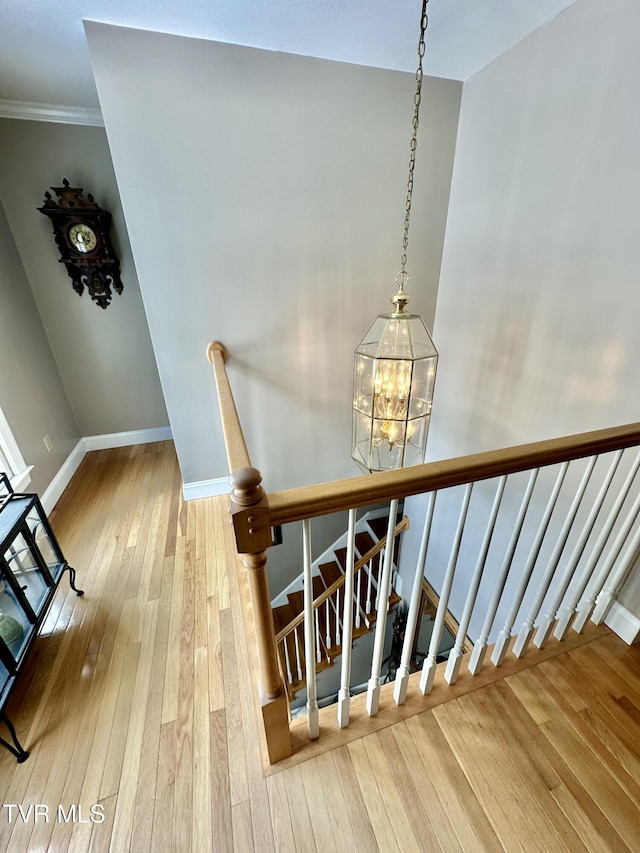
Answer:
272, 604, 297, 633
318, 560, 344, 586
324, 642, 345, 661
352, 624, 372, 640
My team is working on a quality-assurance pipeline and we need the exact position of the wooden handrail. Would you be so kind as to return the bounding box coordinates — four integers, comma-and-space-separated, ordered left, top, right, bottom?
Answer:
421, 578, 473, 654
275, 516, 409, 643
207, 341, 252, 472
267, 422, 640, 526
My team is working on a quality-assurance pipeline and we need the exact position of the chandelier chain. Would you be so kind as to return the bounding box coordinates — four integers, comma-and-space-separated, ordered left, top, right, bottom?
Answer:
399, 0, 429, 287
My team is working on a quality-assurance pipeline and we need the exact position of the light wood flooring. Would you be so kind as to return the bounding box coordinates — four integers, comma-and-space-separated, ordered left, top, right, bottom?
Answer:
0, 442, 639, 851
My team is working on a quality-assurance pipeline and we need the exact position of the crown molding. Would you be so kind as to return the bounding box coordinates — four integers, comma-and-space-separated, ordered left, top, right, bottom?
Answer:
0, 99, 104, 127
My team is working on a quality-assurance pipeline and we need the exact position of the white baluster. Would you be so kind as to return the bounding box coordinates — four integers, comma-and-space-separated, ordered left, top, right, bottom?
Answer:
514, 459, 595, 655
553, 450, 624, 639
366, 499, 399, 716
335, 587, 341, 646
445, 476, 507, 684
420, 484, 472, 694
365, 556, 373, 622
355, 569, 362, 630
573, 449, 640, 632
532, 456, 597, 649
375, 550, 383, 611
469, 469, 538, 675
303, 519, 319, 739
325, 595, 331, 652
293, 626, 303, 683
394, 492, 436, 705
315, 608, 322, 664
282, 638, 293, 686
338, 508, 357, 728
591, 494, 640, 625
492, 463, 569, 666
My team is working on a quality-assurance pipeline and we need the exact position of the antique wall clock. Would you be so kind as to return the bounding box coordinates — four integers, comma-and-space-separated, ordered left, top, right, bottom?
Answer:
38, 179, 123, 309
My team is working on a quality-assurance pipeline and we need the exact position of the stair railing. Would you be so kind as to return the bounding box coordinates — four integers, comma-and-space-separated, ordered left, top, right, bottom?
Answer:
208, 341, 640, 766
274, 515, 409, 699
207, 342, 292, 764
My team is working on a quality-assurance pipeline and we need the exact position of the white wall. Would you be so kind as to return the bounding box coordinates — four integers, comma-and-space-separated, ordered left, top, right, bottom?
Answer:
0, 199, 80, 496
402, 0, 640, 628
431, 0, 640, 460
85, 23, 461, 494
0, 119, 169, 439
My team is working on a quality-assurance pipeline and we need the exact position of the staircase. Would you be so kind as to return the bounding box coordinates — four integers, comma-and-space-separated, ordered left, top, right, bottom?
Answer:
271, 512, 405, 699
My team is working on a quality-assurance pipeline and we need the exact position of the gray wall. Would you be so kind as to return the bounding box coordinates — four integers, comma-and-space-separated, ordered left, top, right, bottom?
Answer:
0, 199, 80, 496
402, 0, 640, 626
0, 119, 168, 439
85, 23, 461, 493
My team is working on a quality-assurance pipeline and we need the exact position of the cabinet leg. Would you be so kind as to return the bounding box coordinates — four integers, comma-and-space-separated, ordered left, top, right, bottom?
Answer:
0, 713, 29, 763
65, 565, 84, 596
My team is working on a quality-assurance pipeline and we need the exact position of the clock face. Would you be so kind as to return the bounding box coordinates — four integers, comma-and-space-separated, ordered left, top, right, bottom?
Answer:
68, 223, 98, 254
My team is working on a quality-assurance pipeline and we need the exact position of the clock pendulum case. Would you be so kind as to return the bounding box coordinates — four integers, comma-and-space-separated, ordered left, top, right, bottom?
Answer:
38, 179, 123, 309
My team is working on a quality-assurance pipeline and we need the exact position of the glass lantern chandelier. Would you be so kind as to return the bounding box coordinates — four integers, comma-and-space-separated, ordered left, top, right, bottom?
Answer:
351, 0, 438, 474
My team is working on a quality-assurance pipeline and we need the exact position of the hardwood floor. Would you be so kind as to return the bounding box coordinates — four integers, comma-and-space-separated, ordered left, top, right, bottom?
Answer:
0, 442, 639, 851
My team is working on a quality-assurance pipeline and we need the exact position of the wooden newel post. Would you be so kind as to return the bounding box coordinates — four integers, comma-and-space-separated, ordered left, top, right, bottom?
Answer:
229, 466, 292, 764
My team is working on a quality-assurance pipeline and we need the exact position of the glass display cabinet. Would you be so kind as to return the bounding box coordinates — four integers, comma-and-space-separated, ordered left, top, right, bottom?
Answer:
0, 473, 83, 761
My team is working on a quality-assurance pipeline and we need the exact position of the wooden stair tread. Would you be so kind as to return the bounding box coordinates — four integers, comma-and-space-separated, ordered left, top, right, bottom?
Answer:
367, 516, 390, 539
319, 560, 343, 587
334, 547, 348, 570
287, 591, 303, 615
286, 575, 325, 617
365, 517, 401, 563
355, 531, 375, 555
272, 603, 296, 634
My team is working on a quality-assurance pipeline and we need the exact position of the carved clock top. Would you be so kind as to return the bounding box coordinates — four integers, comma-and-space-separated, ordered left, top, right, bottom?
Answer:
39, 178, 101, 212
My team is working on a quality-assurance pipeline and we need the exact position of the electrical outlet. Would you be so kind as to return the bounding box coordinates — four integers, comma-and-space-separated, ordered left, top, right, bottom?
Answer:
43, 434, 52, 453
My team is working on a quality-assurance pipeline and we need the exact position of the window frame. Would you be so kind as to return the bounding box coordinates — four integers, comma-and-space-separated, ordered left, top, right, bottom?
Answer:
0, 405, 31, 491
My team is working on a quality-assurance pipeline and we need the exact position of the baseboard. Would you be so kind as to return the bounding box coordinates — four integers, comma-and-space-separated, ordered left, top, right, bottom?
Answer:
182, 478, 229, 501
43, 426, 227, 510
83, 426, 172, 451
41, 439, 86, 514
41, 427, 173, 513
604, 601, 640, 645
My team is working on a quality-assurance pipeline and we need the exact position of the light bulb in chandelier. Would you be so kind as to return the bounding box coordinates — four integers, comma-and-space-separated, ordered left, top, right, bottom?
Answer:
372, 359, 411, 449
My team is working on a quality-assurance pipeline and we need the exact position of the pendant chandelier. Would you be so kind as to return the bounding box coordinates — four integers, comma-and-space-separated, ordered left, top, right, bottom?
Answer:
351, 0, 438, 474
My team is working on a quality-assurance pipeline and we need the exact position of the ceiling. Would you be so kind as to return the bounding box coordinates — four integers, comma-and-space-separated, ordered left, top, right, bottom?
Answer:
0, 0, 580, 112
